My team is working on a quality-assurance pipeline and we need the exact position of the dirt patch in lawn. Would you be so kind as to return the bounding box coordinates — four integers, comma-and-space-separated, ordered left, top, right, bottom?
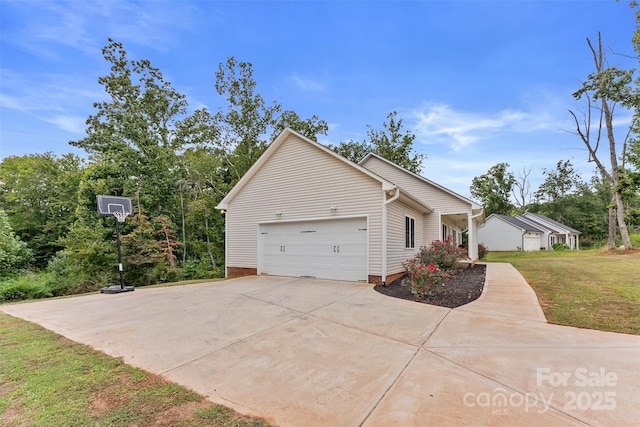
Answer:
374, 264, 486, 308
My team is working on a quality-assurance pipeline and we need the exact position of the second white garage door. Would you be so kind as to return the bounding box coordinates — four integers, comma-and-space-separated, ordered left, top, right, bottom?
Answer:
523, 233, 541, 252
260, 217, 367, 282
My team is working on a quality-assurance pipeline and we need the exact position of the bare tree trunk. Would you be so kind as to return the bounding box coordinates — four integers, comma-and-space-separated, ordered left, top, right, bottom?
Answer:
608, 195, 616, 250
204, 215, 216, 268
614, 191, 633, 249
601, 82, 633, 250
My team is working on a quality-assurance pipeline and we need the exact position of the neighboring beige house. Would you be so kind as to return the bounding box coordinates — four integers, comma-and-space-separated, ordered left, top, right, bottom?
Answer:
216, 128, 484, 285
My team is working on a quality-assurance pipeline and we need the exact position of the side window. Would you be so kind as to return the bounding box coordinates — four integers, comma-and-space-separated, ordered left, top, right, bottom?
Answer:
405, 216, 415, 249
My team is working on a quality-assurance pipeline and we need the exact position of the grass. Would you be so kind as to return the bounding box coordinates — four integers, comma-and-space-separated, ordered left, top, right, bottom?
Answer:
0, 311, 272, 427
485, 249, 640, 335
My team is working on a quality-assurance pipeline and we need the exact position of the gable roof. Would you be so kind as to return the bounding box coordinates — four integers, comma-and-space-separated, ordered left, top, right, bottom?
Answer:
216, 128, 432, 212
489, 214, 544, 232
515, 215, 555, 232
522, 212, 581, 234
359, 152, 483, 212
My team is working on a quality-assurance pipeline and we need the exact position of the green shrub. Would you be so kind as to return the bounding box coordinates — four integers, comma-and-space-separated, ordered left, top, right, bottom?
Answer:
630, 233, 640, 248
0, 272, 53, 302
416, 239, 467, 272
46, 250, 113, 295
402, 258, 447, 298
478, 243, 489, 260
552, 243, 569, 251
181, 258, 222, 280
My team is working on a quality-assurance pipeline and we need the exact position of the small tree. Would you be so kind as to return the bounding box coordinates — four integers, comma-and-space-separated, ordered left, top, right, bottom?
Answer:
329, 111, 425, 173
470, 163, 515, 216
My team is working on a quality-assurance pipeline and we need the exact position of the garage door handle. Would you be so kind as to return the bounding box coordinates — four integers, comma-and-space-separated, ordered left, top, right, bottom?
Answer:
280, 245, 286, 252
333, 245, 340, 253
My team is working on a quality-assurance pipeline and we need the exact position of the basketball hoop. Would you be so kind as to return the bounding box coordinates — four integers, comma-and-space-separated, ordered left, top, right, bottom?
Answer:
113, 211, 129, 223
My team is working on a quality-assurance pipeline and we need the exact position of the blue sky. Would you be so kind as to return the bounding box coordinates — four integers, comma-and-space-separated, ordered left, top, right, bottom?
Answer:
0, 0, 636, 199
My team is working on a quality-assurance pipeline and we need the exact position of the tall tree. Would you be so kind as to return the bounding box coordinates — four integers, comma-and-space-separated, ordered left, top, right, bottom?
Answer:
214, 57, 328, 183
569, 33, 634, 249
470, 163, 515, 216
329, 111, 425, 173
71, 39, 187, 218
214, 57, 278, 182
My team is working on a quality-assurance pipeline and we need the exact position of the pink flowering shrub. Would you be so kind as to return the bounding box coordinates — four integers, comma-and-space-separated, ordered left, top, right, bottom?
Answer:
402, 258, 447, 298
417, 239, 467, 273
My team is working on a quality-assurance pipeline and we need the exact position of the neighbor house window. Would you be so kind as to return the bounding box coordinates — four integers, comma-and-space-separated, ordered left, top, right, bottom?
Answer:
405, 216, 415, 249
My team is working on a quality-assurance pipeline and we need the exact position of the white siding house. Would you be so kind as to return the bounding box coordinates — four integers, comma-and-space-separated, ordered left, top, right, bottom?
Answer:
216, 128, 484, 285
359, 153, 484, 258
520, 212, 581, 249
478, 214, 544, 251
478, 213, 581, 251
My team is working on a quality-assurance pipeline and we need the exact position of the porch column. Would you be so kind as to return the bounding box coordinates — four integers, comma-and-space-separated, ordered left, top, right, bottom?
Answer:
467, 212, 478, 260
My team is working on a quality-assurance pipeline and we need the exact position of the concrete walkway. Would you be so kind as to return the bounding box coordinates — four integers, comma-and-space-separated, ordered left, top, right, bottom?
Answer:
2, 263, 639, 426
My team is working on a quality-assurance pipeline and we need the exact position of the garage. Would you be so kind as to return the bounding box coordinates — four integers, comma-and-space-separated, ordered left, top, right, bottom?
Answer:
523, 233, 541, 252
259, 217, 368, 281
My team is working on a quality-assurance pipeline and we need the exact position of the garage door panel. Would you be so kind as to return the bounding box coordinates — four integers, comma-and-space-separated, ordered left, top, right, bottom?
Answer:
523, 234, 540, 252
260, 218, 367, 281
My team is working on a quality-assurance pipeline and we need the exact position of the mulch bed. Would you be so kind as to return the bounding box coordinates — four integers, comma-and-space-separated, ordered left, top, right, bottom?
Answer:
374, 264, 486, 309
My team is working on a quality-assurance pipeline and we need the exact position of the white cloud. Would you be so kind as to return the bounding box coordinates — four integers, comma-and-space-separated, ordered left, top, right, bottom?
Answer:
410, 104, 512, 151
42, 115, 86, 134
6, 0, 197, 58
408, 103, 570, 152
0, 68, 101, 134
289, 73, 326, 92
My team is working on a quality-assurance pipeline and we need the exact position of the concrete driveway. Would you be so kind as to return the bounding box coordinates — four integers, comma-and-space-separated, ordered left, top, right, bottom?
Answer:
2, 263, 639, 426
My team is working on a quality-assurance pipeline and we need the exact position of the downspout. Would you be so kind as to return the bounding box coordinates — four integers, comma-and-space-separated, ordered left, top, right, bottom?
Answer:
381, 188, 400, 286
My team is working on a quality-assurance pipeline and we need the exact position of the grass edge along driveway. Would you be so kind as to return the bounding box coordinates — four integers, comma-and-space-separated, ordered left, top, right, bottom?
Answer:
486, 249, 640, 335
0, 312, 273, 427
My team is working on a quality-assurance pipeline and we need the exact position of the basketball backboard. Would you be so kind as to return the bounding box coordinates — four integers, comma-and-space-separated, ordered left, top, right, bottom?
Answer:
97, 195, 134, 217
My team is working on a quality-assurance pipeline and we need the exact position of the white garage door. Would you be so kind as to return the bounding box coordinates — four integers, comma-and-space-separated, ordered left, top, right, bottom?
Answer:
260, 217, 367, 282
523, 233, 540, 252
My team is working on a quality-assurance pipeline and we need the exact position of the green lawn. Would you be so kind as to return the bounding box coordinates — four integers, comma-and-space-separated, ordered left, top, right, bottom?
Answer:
0, 312, 272, 427
486, 249, 640, 335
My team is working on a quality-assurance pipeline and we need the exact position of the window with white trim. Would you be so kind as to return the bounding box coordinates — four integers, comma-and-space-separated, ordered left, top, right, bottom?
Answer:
405, 216, 415, 249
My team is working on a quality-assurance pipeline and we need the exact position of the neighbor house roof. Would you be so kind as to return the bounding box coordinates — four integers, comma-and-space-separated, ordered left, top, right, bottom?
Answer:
490, 214, 544, 232
522, 212, 581, 234
216, 128, 433, 213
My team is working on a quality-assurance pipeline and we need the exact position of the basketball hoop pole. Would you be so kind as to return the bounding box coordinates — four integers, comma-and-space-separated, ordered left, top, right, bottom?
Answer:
115, 217, 125, 289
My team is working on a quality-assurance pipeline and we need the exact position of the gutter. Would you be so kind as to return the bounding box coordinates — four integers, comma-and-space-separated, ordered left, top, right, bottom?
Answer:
381, 188, 401, 286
